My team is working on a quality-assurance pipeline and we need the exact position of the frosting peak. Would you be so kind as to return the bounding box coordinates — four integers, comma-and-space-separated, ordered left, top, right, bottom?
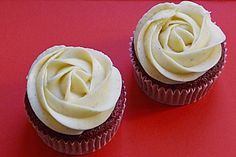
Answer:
27, 46, 122, 135
134, 1, 226, 84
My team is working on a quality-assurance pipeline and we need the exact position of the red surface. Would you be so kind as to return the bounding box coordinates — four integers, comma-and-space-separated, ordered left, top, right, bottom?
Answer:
0, 1, 236, 157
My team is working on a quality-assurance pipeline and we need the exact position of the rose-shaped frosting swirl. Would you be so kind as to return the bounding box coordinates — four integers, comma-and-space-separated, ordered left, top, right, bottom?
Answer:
134, 1, 226, 84
27, 46, 122, 135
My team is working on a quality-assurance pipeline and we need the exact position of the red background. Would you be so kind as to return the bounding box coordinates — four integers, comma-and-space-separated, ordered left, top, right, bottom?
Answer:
0, 1, 236, 157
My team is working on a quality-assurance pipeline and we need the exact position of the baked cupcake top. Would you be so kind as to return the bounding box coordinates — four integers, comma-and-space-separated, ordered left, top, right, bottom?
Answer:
134, 1, 226, 84
27, 46, 122, 135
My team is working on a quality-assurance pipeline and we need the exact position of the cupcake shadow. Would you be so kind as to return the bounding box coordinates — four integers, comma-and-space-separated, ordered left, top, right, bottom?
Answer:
125, 70, 178, 120
18, 121, 66, 157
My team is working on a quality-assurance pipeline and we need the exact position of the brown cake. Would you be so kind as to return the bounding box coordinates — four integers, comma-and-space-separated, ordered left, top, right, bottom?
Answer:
25, 85, 126, 155
130, 40, 226, 105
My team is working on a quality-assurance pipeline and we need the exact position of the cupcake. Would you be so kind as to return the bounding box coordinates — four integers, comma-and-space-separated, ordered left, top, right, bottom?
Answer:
130, 1, 226, 105
25, 46, 126, 155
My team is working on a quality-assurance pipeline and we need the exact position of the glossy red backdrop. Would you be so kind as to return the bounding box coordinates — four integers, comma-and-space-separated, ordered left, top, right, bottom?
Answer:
0, 1, 236, 157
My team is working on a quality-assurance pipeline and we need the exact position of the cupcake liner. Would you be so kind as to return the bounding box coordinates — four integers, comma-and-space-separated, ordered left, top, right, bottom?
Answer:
130, 36, 227, 105
25, 83, 126, 155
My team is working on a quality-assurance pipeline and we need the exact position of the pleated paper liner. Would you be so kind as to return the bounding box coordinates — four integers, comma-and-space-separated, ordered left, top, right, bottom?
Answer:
130, 37, 227, 105
25, 84, 126, 155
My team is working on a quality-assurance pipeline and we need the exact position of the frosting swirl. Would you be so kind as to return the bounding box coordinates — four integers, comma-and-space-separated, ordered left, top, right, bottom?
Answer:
134, 1, 226, 84
27, 46, 122, 135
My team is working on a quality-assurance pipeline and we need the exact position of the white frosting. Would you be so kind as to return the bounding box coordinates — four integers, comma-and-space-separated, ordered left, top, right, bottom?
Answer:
134, 1, 226, 84
27, 46, 122, 135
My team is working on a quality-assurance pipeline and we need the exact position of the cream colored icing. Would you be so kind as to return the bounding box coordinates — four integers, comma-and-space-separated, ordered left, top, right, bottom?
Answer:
27, 46, 122, 135
134, 1, 226, 84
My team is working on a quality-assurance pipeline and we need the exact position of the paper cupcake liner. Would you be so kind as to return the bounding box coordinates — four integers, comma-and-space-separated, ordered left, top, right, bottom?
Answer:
25, 84, 126, 155
129, 36, 227, 105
